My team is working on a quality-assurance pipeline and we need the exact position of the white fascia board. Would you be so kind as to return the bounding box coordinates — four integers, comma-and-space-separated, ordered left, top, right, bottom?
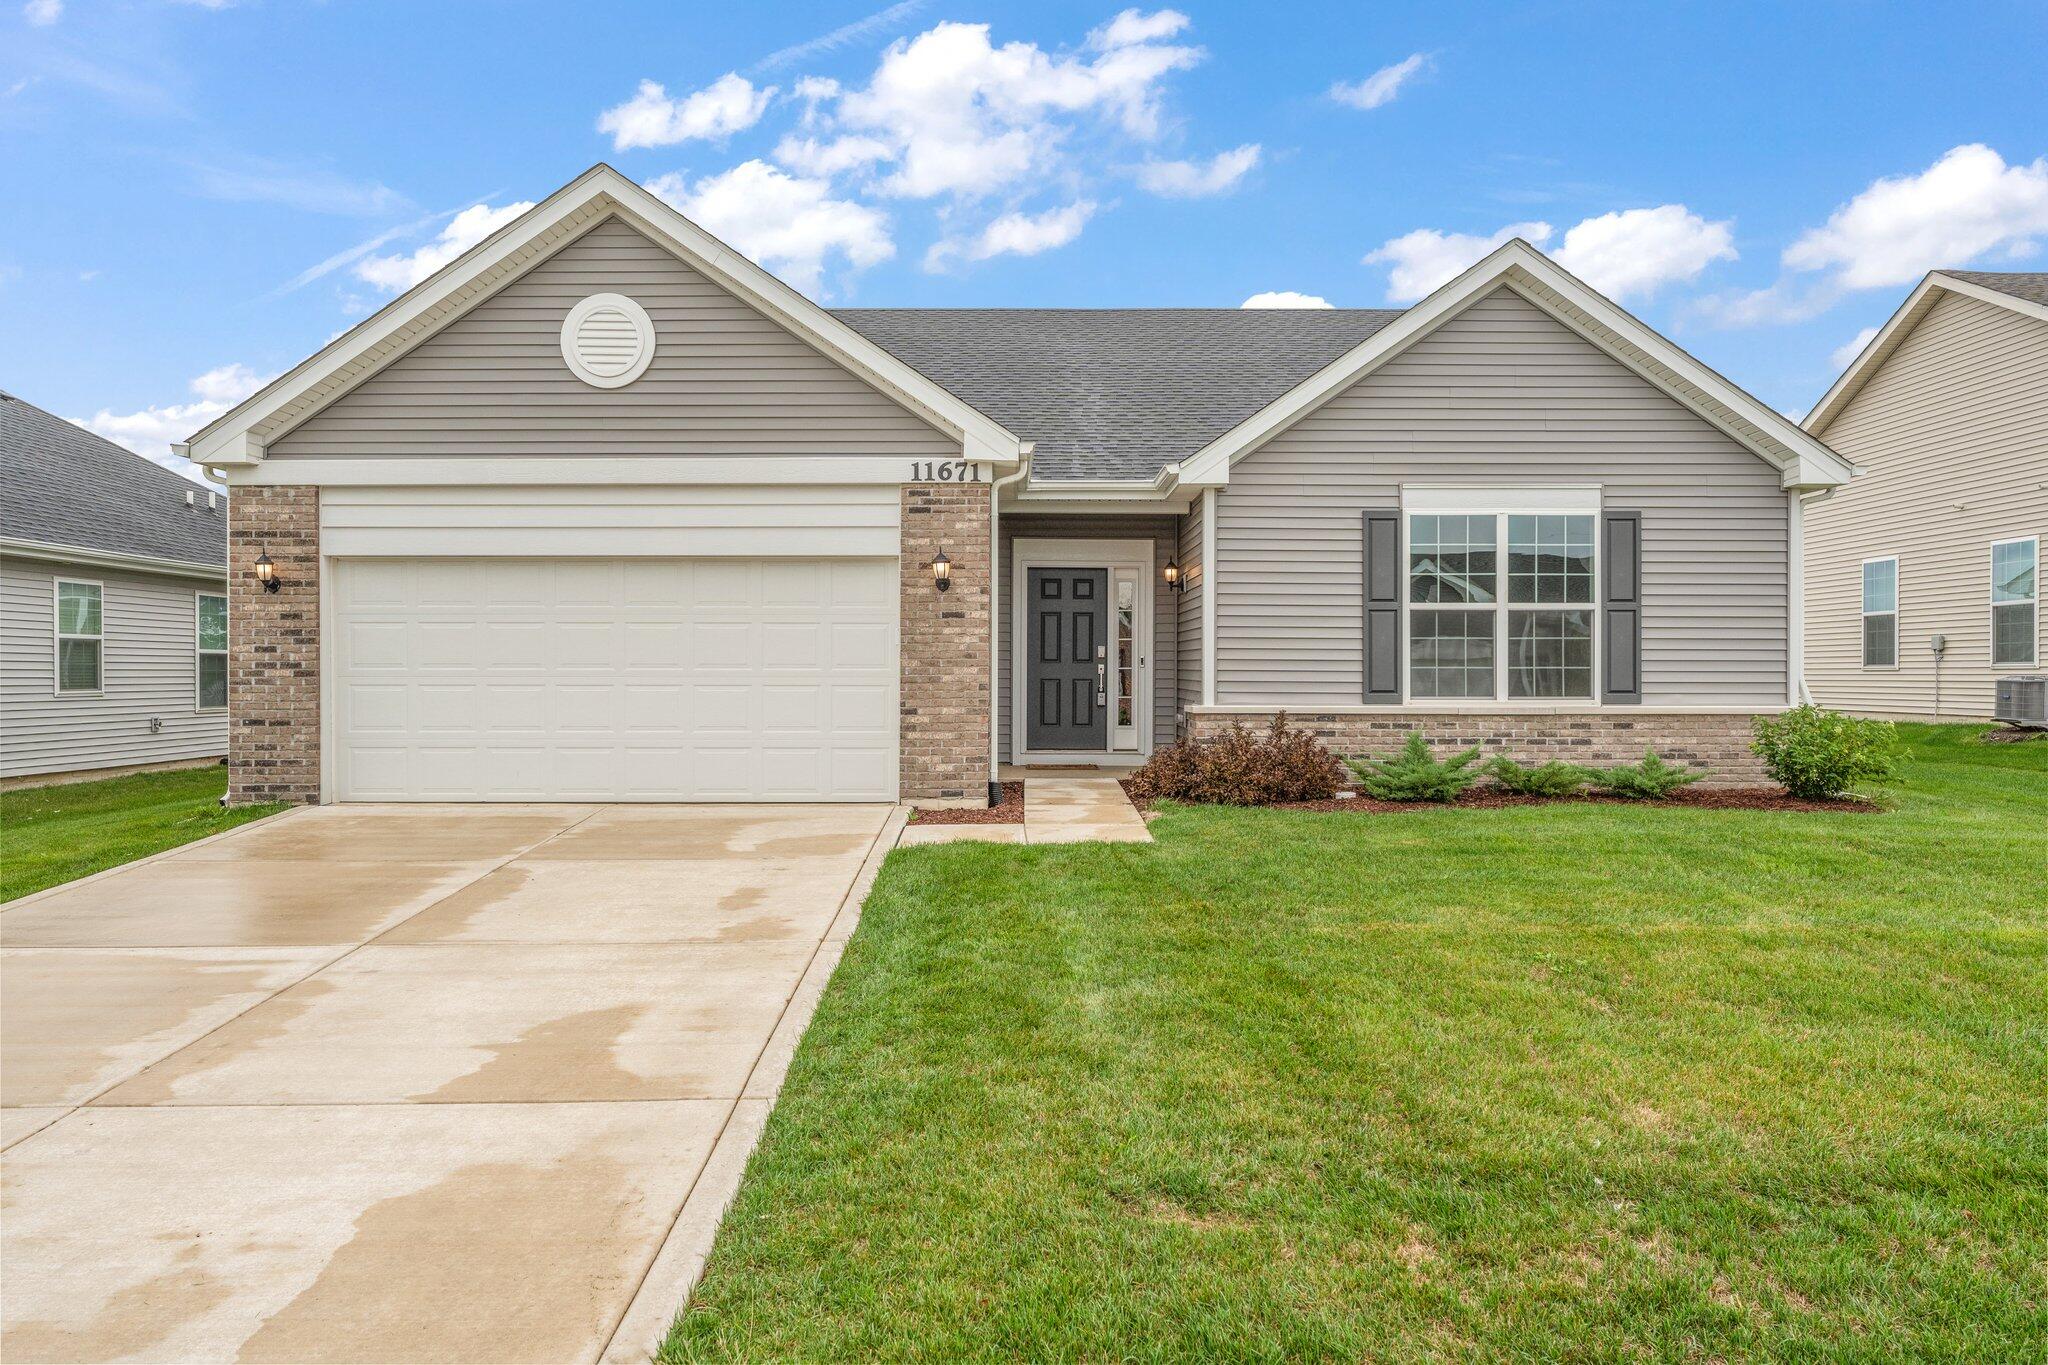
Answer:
225, 457, 958, 488
0, 537, 226, 583
1804, 272, 2048, 438
1177, 239, 1855, 491
184, 164, 1024, 467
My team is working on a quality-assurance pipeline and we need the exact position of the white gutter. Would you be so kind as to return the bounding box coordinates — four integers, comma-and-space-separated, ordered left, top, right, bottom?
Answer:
989, 446, 1033, 792
0, 537, 226, 583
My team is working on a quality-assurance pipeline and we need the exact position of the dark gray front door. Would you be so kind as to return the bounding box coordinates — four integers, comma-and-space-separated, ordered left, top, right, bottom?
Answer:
1026, 567, 1108, 751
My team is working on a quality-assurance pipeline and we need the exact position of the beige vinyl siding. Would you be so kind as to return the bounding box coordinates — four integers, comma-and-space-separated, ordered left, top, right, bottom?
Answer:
268, 217, 955, 461
1176, 507, 1203, 723
1214, 287, 1789, 707
1805, 291, 2048, 718
997, 514, 1179, 760
1, 557, 228, 778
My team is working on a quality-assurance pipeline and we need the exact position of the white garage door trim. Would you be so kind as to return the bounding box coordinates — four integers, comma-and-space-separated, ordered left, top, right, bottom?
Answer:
328, 556, 899, 803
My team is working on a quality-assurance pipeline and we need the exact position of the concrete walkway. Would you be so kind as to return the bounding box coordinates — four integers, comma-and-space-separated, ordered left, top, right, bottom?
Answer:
1, 801, 902, 1364
1022, 775, 1152, 844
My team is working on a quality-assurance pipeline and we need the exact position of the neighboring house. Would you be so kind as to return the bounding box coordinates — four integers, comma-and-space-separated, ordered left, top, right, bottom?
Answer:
1802, 272, 2047, 720
179, 165, 1852, 807
1, 391, 229, 780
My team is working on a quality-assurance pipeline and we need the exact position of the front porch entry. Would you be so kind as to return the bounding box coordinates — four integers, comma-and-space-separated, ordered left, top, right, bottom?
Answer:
1009, 538, 1156, 765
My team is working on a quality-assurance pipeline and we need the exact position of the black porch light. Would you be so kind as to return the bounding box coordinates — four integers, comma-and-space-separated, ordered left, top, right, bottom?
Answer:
253, 549, 281, 594
930, 549, 953, 593
1163, 557, 1183, 592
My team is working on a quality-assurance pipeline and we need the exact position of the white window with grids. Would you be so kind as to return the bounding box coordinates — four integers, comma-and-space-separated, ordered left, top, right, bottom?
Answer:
54, 578, 103, 694
1990, 537, 2037, 669
196, 592, 227, 710
1405, 493, 1599, 702
1861, 557, 1898, 669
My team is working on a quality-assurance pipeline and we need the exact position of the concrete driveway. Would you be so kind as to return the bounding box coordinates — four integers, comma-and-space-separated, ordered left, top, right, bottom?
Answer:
1, 802, 900, 1364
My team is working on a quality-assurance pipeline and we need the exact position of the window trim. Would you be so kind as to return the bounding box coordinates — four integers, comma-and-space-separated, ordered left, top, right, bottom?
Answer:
1859, 555, 1899, 671
53, 576, 105, 697
1400, 500, 1603, 704
1988, 535, 2039, 670
195, 589, 228, 712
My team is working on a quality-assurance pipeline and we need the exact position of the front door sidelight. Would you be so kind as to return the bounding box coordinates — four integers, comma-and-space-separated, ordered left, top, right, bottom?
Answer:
1026, 567, 1109, 751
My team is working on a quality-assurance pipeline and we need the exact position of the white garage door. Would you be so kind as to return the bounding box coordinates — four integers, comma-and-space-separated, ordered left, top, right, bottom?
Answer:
332, 558, 897, 802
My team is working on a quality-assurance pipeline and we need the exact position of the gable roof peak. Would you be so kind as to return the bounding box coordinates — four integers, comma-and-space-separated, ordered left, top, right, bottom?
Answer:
178, 164, 1023, 469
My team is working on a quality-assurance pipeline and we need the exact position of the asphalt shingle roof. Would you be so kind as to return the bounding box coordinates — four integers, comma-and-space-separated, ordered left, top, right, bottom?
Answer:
0, 390, 226, 568
832, 308, 1404, 481
1942, 271, 2048, 308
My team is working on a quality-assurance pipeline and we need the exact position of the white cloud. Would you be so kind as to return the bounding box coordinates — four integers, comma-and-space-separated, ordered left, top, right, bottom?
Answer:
926, 200, 1096, 270
1701, 145, 2048, 327
774, 132, 895, 178
1330, 53, 1429, 111
1366, 204, 1735, 304
1830, 325, 1881, 370
354, 200, 534, 293
597, 74, 775, 151
1242, 291, 1333, 308
1137, 143, 1259, 197
74, 364, 274, 484
797, 15, 1202, 201
23, 0, 60, 23
752, 0, 927, 73
646, 161, 892, 296
1782, 143, 2048, 289
1365, 221, 1552, 302
1550, 205, 1736, 300
185, 158, 410, 217
1090, 7, 1190, 48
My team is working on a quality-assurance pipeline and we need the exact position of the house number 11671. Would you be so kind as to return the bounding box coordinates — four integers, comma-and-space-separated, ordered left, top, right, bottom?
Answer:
909, 461, 986, 483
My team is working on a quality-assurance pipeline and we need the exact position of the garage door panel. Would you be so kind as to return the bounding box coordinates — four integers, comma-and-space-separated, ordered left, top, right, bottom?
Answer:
334, 558, 897, 801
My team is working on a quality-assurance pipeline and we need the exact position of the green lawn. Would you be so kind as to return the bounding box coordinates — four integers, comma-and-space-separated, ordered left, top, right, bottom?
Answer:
0, 766, 285, 903
667, 725, 2047, 1362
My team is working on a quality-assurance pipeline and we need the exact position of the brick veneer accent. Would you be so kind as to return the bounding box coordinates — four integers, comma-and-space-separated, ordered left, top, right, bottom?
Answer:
900, 484, 992, 804
1186, 710, 1774, 786
229, 486, 321, 805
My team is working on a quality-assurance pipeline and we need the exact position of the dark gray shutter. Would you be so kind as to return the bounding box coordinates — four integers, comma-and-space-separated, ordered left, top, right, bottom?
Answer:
1601, 511, 1642, 704
1362, 510, 1402, 701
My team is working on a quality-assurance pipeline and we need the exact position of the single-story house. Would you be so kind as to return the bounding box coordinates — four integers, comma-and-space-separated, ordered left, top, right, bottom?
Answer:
1, 390, 230, 781
179, 164, 1854, 807
1801, 270, 2045, 720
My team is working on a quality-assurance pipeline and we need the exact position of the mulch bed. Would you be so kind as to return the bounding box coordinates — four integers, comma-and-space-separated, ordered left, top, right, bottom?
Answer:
1979, 728, 2047, 745
1121, 780, 1880, 815
911, 781, 1025, 825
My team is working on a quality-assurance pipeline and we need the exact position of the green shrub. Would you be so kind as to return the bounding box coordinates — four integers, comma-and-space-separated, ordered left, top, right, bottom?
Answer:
1751, 705, 1900, 799
1486, 755, 1592, 797
1587, 750, 1703, 800
1346, 732, 1484, 802
1129, 712, 1345, 805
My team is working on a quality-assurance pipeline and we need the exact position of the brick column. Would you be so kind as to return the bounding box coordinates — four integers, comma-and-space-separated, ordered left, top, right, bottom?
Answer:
900, 483, 992, 805
229, 485, 321, 805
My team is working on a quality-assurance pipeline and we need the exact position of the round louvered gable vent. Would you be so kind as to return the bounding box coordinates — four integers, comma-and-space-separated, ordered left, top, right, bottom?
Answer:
560, 293, 656, 388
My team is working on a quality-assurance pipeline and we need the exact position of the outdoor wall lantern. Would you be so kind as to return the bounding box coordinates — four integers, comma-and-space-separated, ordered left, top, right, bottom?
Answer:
1163, 558, 1183, 592
253, 550, 282, 594
929, 550, 953, 593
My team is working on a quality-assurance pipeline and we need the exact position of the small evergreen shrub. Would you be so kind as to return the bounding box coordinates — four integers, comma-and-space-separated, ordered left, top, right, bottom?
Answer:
1346, 732, 1484, 802
1486, 755, 1592, 797
1128, 712, 1345, 805
1751, 705, 1899, 799
1587, 750, 1703, 799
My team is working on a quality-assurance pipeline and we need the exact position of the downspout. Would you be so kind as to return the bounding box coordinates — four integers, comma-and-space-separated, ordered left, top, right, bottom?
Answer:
989, 446, 1033, 804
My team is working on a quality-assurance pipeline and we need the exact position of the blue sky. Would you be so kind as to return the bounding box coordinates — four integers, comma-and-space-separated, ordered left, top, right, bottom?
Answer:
3, 0, 2044, 479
